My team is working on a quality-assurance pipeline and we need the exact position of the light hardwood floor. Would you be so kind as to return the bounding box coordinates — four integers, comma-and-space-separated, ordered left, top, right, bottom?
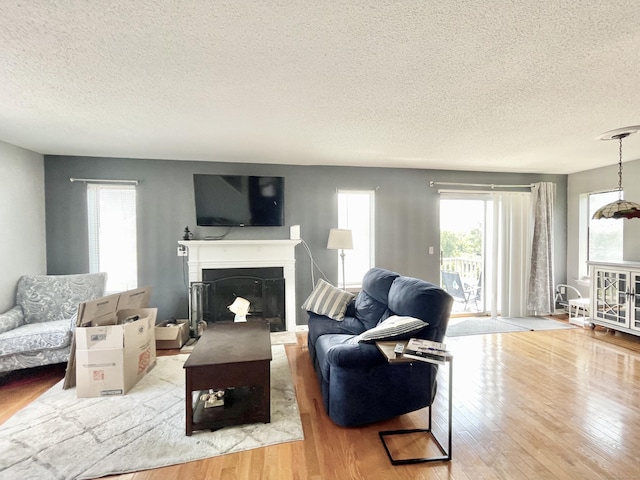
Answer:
2, 322, 640, 479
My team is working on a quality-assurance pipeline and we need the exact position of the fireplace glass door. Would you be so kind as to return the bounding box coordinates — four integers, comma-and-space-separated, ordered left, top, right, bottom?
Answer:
192, 267, 285, 332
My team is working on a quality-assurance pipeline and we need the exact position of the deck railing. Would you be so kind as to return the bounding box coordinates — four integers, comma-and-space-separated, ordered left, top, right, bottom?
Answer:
441, 256, 483, 313
441, 257, 482, 281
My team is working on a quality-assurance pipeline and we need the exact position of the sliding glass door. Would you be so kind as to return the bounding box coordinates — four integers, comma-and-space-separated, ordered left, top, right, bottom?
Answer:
439, 195, 493, 315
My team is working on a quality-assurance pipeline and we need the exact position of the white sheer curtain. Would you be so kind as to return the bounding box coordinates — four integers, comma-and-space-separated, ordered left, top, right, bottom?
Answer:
527, 182, 555, 314
490, 191, 532, 318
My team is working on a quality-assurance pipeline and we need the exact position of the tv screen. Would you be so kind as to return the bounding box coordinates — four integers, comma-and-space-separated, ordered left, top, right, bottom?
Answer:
193, 174, 285, 227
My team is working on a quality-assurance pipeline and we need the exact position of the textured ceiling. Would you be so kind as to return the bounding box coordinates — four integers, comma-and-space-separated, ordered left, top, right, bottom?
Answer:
1, 1, 640, 174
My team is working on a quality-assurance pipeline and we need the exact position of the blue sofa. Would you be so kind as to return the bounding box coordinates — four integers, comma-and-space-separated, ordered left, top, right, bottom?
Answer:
306, 268, 453, 427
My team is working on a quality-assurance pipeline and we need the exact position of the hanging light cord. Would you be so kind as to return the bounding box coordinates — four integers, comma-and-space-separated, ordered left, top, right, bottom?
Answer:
614, 132, 632, 200
617, 135, 624, 200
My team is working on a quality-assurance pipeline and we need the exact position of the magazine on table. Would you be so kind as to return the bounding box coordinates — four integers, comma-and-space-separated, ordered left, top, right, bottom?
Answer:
403, 338, 452, 365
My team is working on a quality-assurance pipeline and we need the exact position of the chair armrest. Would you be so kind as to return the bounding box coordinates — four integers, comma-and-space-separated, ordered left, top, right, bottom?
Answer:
68, 312, 79, 330
0, 306, 25, 334
325, 341, 387, 369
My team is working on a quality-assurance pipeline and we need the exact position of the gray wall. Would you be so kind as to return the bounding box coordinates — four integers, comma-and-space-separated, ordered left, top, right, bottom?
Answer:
44, 155, 567, 324
567, 158, 640, 296
0, 142, 46, 311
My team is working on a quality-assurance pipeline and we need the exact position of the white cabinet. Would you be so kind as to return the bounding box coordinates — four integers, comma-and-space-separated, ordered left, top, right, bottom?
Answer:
589, 262, 640, 334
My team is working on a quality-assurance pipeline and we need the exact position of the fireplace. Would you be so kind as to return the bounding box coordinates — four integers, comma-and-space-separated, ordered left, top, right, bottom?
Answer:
192, 267, 285, 331
178, 239, 301, 333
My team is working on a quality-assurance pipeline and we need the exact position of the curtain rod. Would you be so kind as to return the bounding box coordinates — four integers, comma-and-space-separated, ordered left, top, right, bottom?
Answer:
429, 181, 534, 189
70, 178, 139, 185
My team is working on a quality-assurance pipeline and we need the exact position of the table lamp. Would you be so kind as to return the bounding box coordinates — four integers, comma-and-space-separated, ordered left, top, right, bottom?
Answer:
228, 297, 250, 322
327, 228, 353, 289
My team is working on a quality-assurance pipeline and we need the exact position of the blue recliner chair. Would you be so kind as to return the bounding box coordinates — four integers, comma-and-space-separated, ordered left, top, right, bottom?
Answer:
306, 268, 453, 427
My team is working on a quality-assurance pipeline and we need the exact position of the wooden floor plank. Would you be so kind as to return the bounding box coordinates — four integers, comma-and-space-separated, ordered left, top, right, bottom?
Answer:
3, 320, 640, 479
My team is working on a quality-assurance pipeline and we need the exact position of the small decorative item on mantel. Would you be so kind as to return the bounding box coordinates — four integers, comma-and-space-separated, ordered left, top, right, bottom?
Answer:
183, 226, 193, 241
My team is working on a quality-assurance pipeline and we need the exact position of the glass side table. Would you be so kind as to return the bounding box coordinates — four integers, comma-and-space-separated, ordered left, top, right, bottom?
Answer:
376, 341, 453, 465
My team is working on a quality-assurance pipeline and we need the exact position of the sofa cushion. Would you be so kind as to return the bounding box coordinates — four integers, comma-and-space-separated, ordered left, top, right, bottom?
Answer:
353, 315, 428, 343
302, 279, 354, 321
387, 276, 453, 342
387, 277, 439, 320
17, 273, 107, 324
0, 319, 72, 356
308, 313, 367, 338
307, 312, 368, 363
354, 268, 399, 329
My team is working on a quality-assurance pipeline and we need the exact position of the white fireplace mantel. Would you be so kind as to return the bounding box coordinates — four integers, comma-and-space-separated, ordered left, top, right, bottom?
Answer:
177, 239, 301, 331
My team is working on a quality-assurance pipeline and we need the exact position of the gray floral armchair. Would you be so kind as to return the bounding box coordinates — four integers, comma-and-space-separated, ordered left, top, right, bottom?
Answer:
0, 273, 107, 373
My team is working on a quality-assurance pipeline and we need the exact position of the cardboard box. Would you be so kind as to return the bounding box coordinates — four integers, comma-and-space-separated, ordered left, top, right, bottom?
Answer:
75, 343, 154, 397
74, 307, 157, 398
64, 287, 157, 397
155, 319, 190, 349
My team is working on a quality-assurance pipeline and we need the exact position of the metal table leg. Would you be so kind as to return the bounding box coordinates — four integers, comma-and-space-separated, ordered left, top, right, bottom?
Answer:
379, 358, 453, 465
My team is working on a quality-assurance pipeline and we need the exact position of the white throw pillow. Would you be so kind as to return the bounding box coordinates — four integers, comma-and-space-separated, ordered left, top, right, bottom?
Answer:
354, 315, 428, 343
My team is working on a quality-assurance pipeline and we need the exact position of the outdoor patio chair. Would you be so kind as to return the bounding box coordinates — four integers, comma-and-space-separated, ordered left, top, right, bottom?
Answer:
441, 270, 480, 311
554, 283, 589, 322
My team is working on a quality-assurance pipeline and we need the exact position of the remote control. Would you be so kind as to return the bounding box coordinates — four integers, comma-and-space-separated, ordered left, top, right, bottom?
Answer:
393, 343, 404, 355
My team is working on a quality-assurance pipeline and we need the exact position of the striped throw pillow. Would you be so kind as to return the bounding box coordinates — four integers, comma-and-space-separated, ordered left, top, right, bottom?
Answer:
302, 279, 354, 321
354, 315, 428, 343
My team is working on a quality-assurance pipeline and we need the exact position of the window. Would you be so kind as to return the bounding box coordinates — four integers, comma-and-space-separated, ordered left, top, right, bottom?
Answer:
588, 190, 623, 263
87, 184, 138, 293
337, 190, 375, 287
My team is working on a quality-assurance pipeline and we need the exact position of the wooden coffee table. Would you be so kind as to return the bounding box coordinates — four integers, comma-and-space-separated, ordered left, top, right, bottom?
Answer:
183, 321, 272, 436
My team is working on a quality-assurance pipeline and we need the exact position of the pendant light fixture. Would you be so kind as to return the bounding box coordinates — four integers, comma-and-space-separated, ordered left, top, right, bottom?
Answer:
592, 125, 640, 220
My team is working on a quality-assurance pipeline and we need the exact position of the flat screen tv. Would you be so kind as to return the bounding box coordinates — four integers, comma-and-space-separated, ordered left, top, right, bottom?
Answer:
193, 174, 285, 227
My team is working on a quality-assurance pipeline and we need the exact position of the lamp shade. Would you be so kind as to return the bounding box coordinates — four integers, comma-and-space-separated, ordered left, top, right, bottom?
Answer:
592, 199, 640, 219
228, 296, 250, 316
327, 228, 353, 250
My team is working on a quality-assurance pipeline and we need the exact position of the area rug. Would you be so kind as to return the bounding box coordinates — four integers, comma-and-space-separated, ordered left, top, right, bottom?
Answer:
0, 345, 303, 479
270, 330, 298, 345
501, 317, 576, 331
446, 317, 575, 337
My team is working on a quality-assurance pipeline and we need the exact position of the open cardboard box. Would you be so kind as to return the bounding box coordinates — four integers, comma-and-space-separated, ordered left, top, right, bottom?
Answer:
64, 287, 157, 397
155, 319, 190, 349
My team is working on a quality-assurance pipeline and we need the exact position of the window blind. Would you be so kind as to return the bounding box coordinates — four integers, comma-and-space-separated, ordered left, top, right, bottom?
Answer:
87, 184, 138, 293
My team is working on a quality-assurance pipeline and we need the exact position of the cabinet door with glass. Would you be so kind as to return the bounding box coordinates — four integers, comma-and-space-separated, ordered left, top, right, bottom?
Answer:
631, 271, 640, 332
592, 267, 629, 328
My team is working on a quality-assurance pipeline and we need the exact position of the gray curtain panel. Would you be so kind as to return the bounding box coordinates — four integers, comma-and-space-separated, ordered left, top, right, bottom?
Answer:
527, 182, 555, 314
